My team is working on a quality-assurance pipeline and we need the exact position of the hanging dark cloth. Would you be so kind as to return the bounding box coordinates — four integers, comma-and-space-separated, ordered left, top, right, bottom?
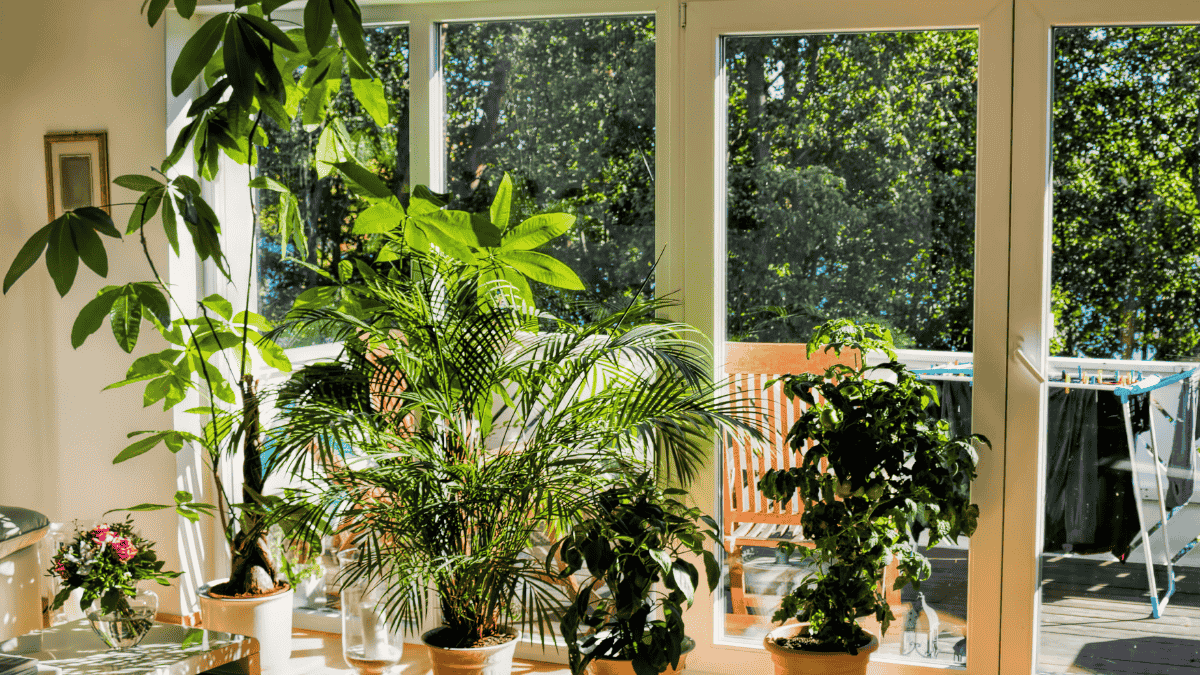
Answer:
1163, 376, 1196, 511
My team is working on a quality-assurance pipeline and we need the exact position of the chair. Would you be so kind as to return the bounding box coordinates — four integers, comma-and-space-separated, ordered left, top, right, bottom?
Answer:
722, 342, 900, 617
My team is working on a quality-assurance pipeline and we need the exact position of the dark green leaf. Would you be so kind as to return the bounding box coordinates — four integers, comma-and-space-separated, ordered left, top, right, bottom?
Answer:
135, 284, 172, 327
262, 0, 290, 13
223, 18, 255, 109
161, 192, 180, 255
174, 0, 197, 19
172, 14, 227, 97
240, 13, 297, 52
128, 189, 164, 235
45, 220, 79, 297
4, 222, 54, 294
303, 0, 334, 56
145, 0, 170, 26
70, 218, 108, 278
73, 207, 120, 238
332, 0, 368, 70
114, 174, 164, 192
71, 286, 122, 348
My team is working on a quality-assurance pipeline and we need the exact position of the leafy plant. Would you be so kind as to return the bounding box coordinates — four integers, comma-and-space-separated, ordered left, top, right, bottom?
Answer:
554, 472, 718, 675
266, 253, 758, 648
757, 319, 985, 654
3, 0, 385, 597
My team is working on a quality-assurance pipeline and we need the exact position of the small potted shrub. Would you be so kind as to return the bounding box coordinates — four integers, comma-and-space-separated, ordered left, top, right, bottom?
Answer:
756, 319, 985, 675
555, 471, 720, 675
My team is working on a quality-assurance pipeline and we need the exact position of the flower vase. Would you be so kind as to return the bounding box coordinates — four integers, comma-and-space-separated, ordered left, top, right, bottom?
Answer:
86, 587, 158, 650
341, 576, 402, 675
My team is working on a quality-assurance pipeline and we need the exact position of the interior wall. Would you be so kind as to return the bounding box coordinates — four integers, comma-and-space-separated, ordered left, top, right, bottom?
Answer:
0, 0, 188, 615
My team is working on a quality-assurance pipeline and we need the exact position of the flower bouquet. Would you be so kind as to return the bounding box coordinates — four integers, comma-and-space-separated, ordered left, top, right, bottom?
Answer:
47, 518, 181, 649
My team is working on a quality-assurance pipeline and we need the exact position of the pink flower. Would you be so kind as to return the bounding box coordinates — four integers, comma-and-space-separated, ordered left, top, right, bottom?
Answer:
112, 537, 138, 563
90, 525, 114, 545
53, 561, 69, 580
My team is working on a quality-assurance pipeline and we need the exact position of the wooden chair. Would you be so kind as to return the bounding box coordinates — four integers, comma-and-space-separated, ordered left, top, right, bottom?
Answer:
722, 342, 900, 617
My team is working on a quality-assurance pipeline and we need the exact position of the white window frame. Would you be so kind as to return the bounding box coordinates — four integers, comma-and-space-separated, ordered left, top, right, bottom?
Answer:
168, 0, 1200, 671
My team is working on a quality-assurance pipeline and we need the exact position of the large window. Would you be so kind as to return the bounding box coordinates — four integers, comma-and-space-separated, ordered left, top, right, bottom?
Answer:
442, 16, 656, 321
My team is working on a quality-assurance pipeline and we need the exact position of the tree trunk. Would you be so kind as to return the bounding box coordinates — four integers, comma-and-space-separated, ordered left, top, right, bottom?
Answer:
222, 376, 280, 596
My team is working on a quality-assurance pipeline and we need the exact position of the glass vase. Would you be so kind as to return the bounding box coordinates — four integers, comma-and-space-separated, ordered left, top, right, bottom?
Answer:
341, 575, 402, 675
86, 587, 157, 650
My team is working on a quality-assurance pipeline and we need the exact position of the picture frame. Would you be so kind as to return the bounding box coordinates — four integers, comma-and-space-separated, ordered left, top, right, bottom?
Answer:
44, 131, 110, 222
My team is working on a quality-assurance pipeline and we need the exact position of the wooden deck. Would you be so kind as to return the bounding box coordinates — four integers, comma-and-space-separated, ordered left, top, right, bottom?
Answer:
724, 548, 1200, 672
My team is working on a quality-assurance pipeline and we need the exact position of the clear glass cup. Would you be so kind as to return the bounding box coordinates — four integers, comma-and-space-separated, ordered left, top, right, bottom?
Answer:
340, 576, 402, 675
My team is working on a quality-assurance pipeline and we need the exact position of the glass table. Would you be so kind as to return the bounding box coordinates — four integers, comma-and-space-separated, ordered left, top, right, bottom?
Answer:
0, 620, 259, 675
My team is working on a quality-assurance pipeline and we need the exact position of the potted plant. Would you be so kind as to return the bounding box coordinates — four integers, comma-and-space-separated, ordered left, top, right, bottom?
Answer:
47, 517, 181, 650
554, 471, 719, 675
2, 0, 387, 665
755, 319, 985, 675
266, 252, 757, 675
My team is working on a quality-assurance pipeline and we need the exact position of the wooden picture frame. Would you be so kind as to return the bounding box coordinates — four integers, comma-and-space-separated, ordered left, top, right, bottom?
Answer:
44, 131, 110, 222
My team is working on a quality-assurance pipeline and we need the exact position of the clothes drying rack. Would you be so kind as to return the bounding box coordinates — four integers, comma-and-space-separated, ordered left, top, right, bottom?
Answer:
913, 363, 1200, 618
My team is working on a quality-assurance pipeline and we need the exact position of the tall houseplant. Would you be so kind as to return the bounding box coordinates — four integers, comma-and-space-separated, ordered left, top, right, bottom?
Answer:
267, 252, 757, 674
756, 320, 985, 675
555, 472, 719, 675
1, 0, 391, 659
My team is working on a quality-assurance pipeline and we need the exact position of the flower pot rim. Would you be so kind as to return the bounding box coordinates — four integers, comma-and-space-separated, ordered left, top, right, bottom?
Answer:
198, 578, 293, 601
763, 623, 880, 658
589, 635, 697, 662
420, 625, 523, 651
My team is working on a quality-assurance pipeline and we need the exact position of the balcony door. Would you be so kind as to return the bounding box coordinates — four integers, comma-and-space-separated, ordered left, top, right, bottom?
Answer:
679, 1, 1012, 673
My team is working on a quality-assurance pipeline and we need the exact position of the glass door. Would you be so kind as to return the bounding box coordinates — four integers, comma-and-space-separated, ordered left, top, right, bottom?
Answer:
1012, 2, 1200, 673
681, 2, 1012, 672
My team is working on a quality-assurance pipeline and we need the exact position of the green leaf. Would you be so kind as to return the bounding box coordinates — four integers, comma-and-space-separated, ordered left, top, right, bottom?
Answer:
252, 332, 292, 372
332, 0, 368, 70
329, 161, 392, 198
73, 207, 121, 238
648, 549, 672, 574
201, 294, 233, 320
232, 311, 272, 333
45, 220, 79, 297
145, 0, 170, 26
72, 286, 122, 348
409, 185, 448, 215
408, 217, 475, 262
353, 200, 404, 234
314, 124, 341, 178
703, 550, 721, 592
114, 175, 164, 192
128, 190, 165, 236
174, 0, 197, 19
4, 222, 54, 294
499, 250, 585, 290
490, 173, 513, 231
160, 193, 180, 256
502, 213, 576, 250
134, 284, 172, 328
669, 560, 697, 602
240, 14, 297, 52
172, 14, 227, 97
262, 0, 291, 13
110, 286, 143, 353
248, 176, 290, 192
303, 0, 334, 56
350, 77, 388, 127
70, 218, 108, 278
223, 18, 255, 109
113, 432, 171, 463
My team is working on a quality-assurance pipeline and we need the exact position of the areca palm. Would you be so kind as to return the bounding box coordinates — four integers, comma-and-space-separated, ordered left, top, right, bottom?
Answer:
268, 255, 758, 647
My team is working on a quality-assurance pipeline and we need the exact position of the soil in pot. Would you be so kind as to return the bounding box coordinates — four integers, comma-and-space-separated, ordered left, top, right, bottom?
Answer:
206, 581, 290, 599
424, 629, 518, 649
773, 632, 875, 653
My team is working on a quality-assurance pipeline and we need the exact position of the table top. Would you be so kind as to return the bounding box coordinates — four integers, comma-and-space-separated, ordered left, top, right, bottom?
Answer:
1, 620, 259, 675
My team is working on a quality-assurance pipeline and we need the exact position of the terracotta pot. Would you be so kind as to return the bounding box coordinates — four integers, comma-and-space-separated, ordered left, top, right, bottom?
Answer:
198, 579, 293, 674
586, 639, 695, 675
763, 624, 880, 675
421, 626, 521, 675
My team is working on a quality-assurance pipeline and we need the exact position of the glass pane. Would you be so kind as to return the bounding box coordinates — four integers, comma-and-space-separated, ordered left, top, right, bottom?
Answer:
443, 17, 655, 323
721, 31, 978, 667
255, 25, 410, 347
1038, 25, 1200, 674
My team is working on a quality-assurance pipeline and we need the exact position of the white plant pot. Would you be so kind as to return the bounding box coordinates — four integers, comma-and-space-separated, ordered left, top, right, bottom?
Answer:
198, 579, 294, 673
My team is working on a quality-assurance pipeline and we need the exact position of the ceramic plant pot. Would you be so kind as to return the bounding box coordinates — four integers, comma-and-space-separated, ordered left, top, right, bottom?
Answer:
198, 579, 293, 673
763, 623, 880, 675
421, 626, 521, 675
586, 638, 695, 675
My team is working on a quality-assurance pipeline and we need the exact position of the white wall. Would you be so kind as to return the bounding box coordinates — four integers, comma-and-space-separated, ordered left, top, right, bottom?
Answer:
0, 0, 192, 616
